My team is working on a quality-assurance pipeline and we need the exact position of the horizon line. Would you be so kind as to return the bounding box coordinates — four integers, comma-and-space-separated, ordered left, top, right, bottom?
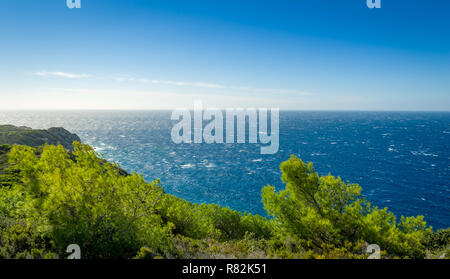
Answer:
1, 109, 449, 113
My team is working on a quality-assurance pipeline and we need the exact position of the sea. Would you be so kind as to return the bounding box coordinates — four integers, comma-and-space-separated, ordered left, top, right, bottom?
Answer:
1, 111, 449, 229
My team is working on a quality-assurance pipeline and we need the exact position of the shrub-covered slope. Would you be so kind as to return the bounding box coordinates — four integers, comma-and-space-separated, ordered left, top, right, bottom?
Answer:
0, 125, 80, 150
0, 127, 448, 259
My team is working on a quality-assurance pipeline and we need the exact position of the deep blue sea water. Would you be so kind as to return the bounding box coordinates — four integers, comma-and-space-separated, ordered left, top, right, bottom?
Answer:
1, 111, 449, 229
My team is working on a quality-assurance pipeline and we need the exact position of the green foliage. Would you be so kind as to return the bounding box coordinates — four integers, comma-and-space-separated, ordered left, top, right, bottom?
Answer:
0, 218, 56, 259
155, 193, 272, 241
7, 142, 172, 259
262, 155, 432, 258
0, 125, 80, 150
425, 228, 450, 250
0, 142, 446, 259
134, 247, 158, 259
0, 144, 11, 170
167, 233, 270, 259
0, 144, 21, 188
0, 141, 274, 258
156, 195, 216, 239
0, 186, 25, 219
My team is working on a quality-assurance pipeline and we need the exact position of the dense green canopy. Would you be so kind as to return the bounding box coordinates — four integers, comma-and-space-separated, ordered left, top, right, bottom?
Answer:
0, 142, 448, 259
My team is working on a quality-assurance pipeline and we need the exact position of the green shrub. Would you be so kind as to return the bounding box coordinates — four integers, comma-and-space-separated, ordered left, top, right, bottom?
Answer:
1, 143, 444, 259
425, 228, 450, 250
7, 143, 172, 259
262, 155, 432, 258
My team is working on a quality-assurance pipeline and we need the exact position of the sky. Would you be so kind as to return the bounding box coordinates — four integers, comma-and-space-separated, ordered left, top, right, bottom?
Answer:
0, 0, 449, 110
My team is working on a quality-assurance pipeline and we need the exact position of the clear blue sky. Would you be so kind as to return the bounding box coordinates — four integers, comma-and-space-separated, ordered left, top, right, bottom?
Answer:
1, 0, 449, 110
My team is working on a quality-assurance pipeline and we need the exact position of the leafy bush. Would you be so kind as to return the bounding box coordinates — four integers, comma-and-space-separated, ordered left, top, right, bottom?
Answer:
0, 218, 56, 259
7, 142, 172, 259
425, 228, 450, 250
262, 155, 432, 258
0, 143, 445, 259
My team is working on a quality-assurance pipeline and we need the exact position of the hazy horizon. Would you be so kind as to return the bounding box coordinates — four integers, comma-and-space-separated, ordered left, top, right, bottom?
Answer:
1, 108, 450, 112
1, 1, 449, 111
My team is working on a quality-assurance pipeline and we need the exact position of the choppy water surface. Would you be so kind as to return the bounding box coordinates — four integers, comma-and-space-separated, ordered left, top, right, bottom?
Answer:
1, 111, 449, 229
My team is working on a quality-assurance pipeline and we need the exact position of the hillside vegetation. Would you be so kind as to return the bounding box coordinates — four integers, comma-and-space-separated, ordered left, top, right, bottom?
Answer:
0, 127, 448, 259
0, 125, 80, 150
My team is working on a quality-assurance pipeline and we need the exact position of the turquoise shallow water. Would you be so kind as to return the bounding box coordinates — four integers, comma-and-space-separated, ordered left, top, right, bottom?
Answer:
1, 111, 449, 229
